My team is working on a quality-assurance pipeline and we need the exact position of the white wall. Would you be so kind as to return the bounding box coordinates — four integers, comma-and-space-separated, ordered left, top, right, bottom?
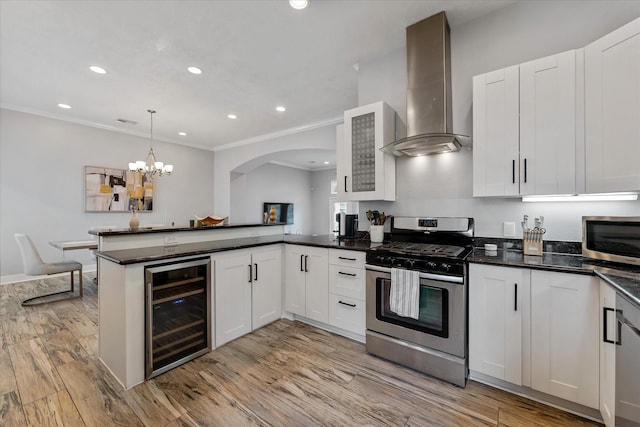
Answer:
358, 1, 640, 241
230, 163, 313, 235
213, 123, 337, 219
310, 168, 337, 235
0, 108, 214, 277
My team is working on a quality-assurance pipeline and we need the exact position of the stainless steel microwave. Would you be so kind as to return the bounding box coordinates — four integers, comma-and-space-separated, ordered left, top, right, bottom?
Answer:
582, 216, 640, 266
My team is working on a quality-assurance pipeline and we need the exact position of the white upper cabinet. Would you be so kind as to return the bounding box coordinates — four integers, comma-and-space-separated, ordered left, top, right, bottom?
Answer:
473, 65, 520, 197
520, 50, 578, 196
338, 101, 396, 201
473, 50, 579, 197
585, 17, 640, 193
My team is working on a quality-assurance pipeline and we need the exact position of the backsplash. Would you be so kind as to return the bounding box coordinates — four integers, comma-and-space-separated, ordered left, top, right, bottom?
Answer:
474, 237, 582, 255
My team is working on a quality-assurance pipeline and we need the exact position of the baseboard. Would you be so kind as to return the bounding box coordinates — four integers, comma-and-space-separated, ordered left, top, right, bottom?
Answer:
469, 371, 603, 423
284, 312, 366, 344
1, 264, 97, 285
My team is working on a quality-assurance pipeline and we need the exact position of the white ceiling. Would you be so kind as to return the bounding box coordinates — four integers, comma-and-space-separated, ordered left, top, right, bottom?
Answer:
0, 0, 516, 169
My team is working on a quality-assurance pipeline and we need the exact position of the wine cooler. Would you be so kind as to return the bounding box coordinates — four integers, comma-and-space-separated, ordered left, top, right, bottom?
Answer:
145, 257, 211, 379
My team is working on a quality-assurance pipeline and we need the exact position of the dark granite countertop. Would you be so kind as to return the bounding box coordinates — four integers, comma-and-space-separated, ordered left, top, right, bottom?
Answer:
95, 234, 375, 265
95, 233, 639, 309
283, 234, 375, 251
89, 222, 283, 236
96, 235, 286, 264
469, 248, 640, 308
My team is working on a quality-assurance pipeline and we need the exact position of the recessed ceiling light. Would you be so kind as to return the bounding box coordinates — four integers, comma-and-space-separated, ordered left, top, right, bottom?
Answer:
89, 65, 107, 74
289, 0, 308, 10
227, 114, 237, 119
276, 106, 286, 112
324, 161, 330, 165
115, 118, 138, 125
57, 103, 71, 109
178, 132, 187, 136
187, 66, 203, 75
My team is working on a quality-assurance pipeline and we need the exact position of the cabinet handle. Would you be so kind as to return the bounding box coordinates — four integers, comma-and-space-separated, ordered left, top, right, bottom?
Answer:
514, 283, 518, 311
254, 263, 258, 282
603, 307, 621, 345
338, 300, 356, 308
344, 176, 348, 192
248, 265, 253, 283
338, 256, 357, 261
512, 160, 515, 184
305, 255, 309, 272
524, 158, 527, 183
338, 271, 356, 277
300, 254, 304, 272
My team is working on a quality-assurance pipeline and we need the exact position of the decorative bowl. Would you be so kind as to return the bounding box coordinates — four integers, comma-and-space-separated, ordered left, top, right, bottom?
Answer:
195, 215, 227, 226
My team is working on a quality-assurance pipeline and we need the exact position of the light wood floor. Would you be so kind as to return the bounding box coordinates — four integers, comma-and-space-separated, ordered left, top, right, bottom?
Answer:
0, 275, 601, 426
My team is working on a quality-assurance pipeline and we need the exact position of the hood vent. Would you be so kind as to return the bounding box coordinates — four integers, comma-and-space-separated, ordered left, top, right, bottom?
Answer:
381, 11, 470, 157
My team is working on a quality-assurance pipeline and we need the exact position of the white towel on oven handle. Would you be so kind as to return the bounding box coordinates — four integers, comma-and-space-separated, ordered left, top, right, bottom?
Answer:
390, 268, 420, 319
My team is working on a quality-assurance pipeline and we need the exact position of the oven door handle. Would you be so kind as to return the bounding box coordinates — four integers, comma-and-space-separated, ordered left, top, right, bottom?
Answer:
365, 265, 463, 284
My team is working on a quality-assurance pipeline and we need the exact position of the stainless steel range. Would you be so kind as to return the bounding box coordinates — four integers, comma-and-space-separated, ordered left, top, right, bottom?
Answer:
365, 216, 474, 387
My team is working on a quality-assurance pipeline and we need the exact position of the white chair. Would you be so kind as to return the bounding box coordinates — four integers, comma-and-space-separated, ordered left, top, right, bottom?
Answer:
14, 233, 83, 306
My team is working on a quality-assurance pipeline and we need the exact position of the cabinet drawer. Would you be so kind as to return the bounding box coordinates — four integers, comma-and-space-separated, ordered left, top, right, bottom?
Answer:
329, 249, 366, 268
328, 293, 365, 336
328, 264, 365, 300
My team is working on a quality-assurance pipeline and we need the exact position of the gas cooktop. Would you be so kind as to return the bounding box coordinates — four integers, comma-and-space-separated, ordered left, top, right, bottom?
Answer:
369, 242, 469, 259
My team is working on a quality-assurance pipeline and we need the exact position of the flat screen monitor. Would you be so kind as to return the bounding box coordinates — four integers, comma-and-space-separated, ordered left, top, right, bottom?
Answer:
263, 202, 294, 224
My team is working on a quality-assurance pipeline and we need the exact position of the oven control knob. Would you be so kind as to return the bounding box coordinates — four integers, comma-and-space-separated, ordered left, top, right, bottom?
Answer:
376, 256, 386, 263
427, 261, 437, 269
441, 263, 451, 272
389, 257, 396, 265
405, 259, 415, 268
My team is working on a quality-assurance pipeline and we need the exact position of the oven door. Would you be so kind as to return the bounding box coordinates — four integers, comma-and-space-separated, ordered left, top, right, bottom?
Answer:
366, 265, 466, 358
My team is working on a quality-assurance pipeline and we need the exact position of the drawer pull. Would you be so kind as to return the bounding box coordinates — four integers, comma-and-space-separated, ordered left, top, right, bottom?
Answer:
338, 271, 356, 277
338, 256, 357, 261
338, 300, 356, 308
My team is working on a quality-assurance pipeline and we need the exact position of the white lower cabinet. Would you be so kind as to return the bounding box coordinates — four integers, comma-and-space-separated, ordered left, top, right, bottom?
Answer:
530, 270, 599, 409
328, 249, 366, 335
470, 264, 600, 411
214, 246, 282, 347
469, 264, 530, 386
599, 280, 617, 427
284, 245, 329, 323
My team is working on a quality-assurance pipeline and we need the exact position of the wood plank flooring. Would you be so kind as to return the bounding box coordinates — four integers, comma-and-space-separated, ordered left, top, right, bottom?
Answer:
0, 275, 602, 426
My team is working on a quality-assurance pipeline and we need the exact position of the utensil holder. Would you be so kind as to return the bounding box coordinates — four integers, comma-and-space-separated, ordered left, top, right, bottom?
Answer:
523, 229, 545, 256
370, 225, 384, 243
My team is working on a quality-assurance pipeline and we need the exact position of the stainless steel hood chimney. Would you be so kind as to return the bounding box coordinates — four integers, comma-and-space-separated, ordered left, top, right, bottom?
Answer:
381, 12, 470, 157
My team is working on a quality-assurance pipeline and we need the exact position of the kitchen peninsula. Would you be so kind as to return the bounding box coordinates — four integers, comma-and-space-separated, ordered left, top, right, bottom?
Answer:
92, 223, 287, 389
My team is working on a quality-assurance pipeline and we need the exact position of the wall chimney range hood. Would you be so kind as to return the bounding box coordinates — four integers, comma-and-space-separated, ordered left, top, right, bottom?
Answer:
381, 12, 470, 157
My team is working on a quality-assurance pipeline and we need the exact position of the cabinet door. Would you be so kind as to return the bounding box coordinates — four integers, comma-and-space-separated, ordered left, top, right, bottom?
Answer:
328, 293, 365, 335
284, 245, 306, 316
304, 247, 329, 323
214, 251, 252, 347
469, 264, 529, 385
342, 101, 396, 201
599, 280, 616, 427
472, 66, 520, 196
530, 270, 599, 409
251, 246, 282, 330
336, 124, 353, 201
520, 50, 577, 196
585, 18, 640, 193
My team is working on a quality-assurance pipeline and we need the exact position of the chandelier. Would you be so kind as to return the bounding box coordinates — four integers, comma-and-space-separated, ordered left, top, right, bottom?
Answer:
129, 109, 173, 178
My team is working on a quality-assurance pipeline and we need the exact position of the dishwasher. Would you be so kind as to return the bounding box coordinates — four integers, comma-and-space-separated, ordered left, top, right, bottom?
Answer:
615, 293, 640, 427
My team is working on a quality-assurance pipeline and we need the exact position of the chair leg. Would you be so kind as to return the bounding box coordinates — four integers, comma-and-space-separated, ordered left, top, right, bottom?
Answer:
21, 268, 84, 307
